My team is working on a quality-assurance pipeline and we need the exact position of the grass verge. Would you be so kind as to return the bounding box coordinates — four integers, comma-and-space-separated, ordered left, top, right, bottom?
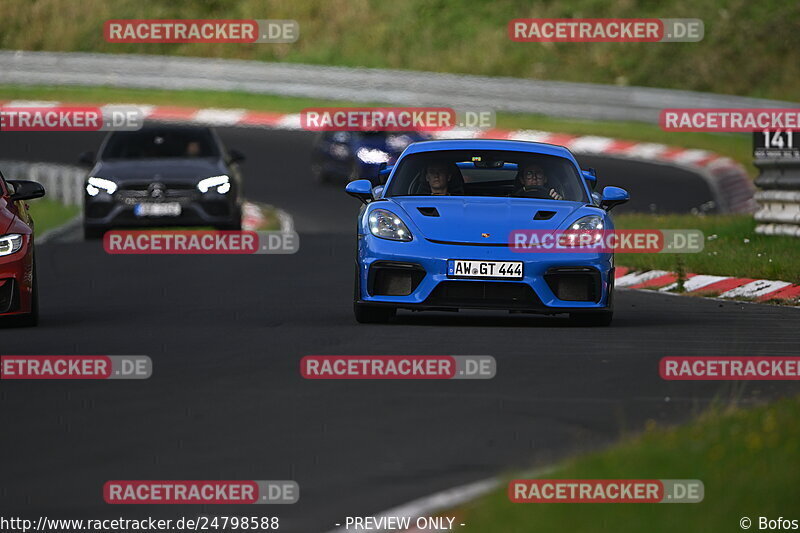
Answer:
459, 396, 800, 532
614, 214, 799, 283
29, 199, 80, 235
0, 84, 754, 172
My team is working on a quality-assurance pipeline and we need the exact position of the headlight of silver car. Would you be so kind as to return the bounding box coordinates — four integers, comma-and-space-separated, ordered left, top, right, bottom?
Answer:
86, 177, 118, 196
0, 234, 24, 257
197, 175, 231, 194
368, 209, 412, 241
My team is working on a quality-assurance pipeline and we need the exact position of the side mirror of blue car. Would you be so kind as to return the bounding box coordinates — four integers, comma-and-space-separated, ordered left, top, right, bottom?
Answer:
346, 179, 374, 204
600, 186, 629, 211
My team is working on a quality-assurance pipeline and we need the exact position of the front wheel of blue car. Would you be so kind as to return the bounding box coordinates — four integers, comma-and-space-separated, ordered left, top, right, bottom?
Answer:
354, 303, 396, 324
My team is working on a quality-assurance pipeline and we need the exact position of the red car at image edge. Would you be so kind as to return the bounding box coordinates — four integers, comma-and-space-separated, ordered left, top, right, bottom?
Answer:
0, 171, 46, 327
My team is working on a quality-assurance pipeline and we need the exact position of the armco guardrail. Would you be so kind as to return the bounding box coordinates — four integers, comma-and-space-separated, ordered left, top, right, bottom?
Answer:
0, 50, 797, 124
0, 160, 86, 206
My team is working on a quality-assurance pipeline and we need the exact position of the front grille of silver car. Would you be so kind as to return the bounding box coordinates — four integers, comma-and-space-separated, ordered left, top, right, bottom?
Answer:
115, 188, 199, 204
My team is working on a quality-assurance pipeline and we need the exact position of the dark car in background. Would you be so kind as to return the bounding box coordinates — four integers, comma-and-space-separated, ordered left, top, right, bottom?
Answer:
81, 125, 245, 239
0, 171, 45, 327
310, 130, 429, 185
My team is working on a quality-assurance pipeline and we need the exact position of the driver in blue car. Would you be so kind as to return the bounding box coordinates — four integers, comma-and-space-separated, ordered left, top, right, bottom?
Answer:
425, 163, 457, 195
514, 163, 563, 200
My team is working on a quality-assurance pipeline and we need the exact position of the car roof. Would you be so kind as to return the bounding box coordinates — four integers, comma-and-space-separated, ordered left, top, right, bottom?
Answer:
401, 138, 578, 163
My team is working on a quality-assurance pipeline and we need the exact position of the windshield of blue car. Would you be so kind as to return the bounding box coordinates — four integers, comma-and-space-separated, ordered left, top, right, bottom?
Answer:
101, 128, 219, 159
384, 150, 588, 202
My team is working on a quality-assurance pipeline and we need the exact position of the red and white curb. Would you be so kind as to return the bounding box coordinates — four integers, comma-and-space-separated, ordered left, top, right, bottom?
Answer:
0, 99, 757, 213
615, 267, 800, 304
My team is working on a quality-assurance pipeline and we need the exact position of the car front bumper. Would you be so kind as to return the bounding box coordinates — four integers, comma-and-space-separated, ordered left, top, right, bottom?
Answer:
84, 191, 241, 229
0, 235, 34, 316
356, 234, 614, 314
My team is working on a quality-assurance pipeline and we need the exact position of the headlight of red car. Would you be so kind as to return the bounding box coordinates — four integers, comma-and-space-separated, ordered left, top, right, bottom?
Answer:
0, 234, 24, 257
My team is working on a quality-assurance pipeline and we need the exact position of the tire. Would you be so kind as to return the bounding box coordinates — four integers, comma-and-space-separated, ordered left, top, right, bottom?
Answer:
83, 226, 106, 240
569, 311, 613, 327
354, 302, 396, 324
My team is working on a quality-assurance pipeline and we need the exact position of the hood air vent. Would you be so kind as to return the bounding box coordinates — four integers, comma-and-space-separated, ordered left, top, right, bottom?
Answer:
417, 207, 440, 217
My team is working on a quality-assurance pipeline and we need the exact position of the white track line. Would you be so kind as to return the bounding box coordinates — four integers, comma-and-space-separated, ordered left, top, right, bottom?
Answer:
323, 478, 499, 533
322, 465, 559, 533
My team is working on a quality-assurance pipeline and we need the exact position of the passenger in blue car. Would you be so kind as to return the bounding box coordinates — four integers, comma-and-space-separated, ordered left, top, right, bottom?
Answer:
513, 163, 564, 200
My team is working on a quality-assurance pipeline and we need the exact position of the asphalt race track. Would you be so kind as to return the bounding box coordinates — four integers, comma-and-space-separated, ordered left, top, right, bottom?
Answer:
1, 128, 799, 532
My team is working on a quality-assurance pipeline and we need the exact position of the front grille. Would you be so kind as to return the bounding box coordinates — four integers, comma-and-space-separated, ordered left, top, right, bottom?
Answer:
544, 267, 601, 302
116, 190, 199, 204
426, 239, 509, 247
425, 281, 541, 309
0, 279, 18, 313
369, 262, 425, 296
119, 182, 196, 191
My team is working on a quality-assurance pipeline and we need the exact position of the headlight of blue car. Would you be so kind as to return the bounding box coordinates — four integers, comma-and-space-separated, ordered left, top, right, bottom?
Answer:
368, 209, 413, 242
569, 215, 604, 230
563, 215, 606, 247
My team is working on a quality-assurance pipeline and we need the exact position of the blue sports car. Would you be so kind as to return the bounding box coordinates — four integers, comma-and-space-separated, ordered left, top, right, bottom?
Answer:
346, 139, 630, 326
